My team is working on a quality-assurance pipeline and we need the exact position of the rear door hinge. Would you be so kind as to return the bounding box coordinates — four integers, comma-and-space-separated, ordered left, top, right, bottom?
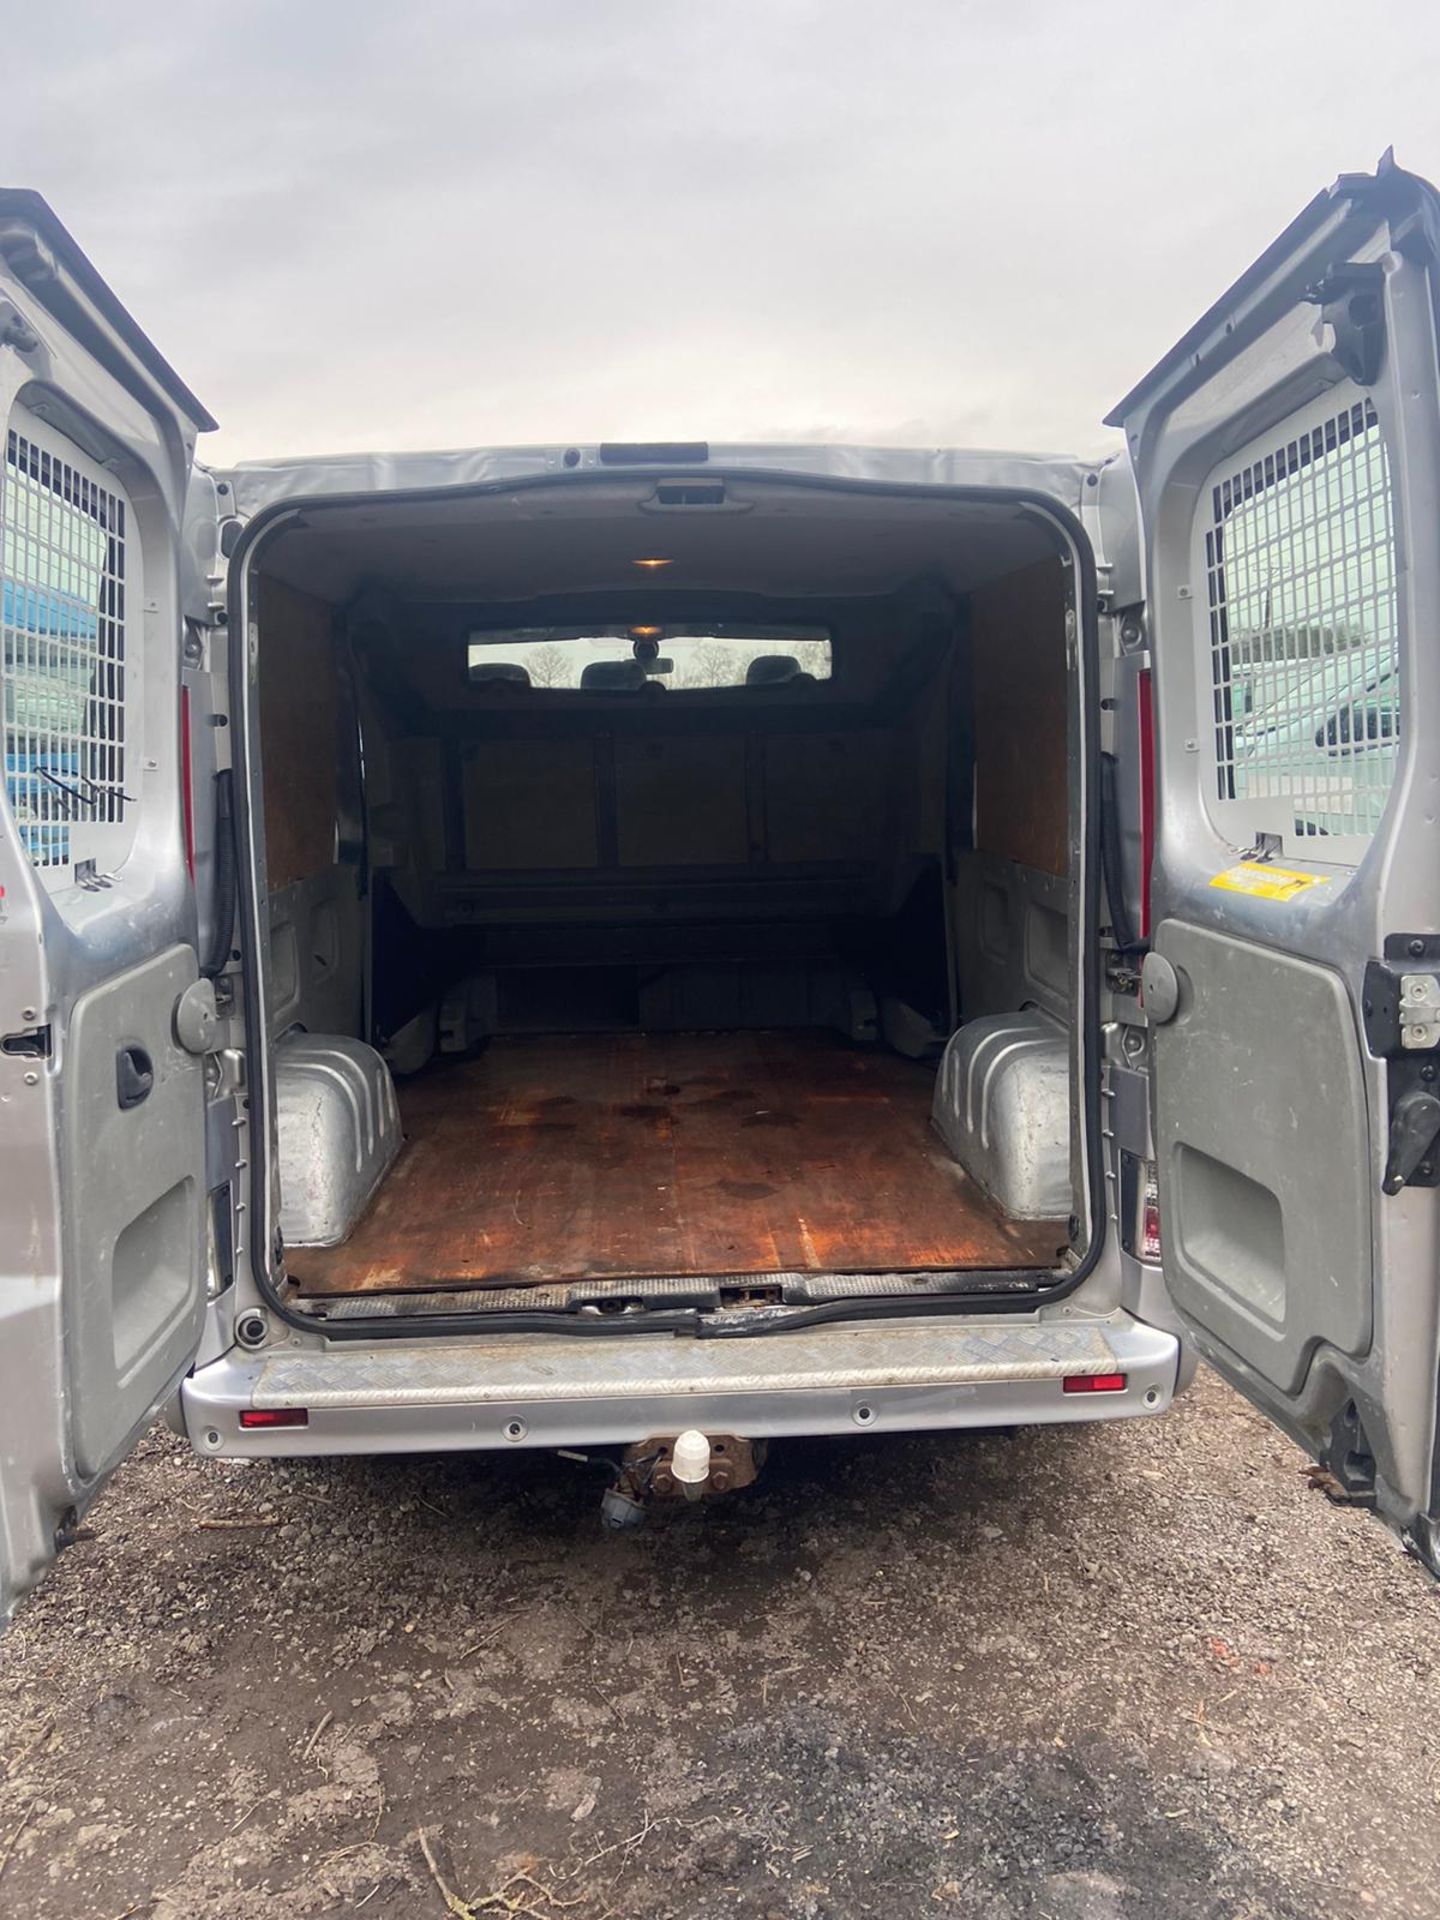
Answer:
1305, 261, 1386, 387
1315, 1401, 1377, 1505
0, 296, 40, 354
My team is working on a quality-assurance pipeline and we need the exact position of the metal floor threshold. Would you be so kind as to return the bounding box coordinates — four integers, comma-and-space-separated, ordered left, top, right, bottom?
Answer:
299, 1267, 1044, 1321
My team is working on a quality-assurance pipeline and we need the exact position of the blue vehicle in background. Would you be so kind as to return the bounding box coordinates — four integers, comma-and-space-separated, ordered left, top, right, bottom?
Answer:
1, 572, 103, 868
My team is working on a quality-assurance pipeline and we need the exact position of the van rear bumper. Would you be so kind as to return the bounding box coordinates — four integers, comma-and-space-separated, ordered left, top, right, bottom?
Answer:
181, 1312, 1181, 1457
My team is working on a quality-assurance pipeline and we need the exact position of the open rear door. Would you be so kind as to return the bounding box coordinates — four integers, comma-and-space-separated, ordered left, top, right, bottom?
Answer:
1113, 156, 1440, 1569
0, 194, 218, 1622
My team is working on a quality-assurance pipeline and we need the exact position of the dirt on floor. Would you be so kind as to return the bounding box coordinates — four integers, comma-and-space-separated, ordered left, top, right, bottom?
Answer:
0, 1370, 1436, 1920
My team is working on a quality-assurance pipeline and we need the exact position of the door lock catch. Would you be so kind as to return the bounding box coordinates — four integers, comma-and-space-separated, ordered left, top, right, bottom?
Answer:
1382, 1089, 1440, 1195
1364, 938, 1440, 1195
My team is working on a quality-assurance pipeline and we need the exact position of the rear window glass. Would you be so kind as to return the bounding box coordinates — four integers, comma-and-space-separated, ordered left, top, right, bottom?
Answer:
1201, 392, 1397, 848
3, 419, 131, 877
466, 624, 831, 692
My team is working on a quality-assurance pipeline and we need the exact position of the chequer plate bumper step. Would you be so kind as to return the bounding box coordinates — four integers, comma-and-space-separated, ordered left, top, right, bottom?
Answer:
253, 1319, 1136, 1409
182, 1314, 1181, 1457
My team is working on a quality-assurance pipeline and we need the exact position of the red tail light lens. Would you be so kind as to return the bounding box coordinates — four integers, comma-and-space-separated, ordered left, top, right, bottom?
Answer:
1137, 666, 1155, 941
180, 685, 196, 882
238, 1407, 309, 1429
1140, 1162, 1163, 1261
1062, 1372, 1128, 1395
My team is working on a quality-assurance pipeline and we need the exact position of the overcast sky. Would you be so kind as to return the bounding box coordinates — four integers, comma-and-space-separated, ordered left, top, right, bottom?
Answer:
6, 2, 1439, 466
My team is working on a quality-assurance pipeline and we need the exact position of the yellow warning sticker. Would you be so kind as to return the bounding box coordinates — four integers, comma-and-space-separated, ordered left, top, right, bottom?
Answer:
1210, 862, 1329, 902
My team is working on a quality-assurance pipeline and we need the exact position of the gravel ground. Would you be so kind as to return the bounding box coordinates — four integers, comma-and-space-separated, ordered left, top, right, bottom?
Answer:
0, 1368, 1436, 1919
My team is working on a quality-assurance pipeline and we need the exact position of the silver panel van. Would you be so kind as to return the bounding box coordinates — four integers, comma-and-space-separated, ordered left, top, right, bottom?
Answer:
2, 156, 1438, 1615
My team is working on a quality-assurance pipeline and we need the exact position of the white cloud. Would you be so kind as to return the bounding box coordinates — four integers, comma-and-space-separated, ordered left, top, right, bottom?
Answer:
7, 0, 1440, 463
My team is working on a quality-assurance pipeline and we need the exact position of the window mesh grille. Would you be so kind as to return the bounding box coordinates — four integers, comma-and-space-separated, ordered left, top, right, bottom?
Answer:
1, 426, 128, 871
1203, 397, 1398, 842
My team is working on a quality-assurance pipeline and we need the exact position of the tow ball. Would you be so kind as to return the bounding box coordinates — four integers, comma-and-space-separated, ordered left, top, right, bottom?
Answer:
599, 1432, 767, 1527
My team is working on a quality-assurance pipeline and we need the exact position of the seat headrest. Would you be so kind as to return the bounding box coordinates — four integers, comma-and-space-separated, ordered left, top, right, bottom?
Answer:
469, 660, 532, 688
744, 653, 802, 687
580, 658, 649, 691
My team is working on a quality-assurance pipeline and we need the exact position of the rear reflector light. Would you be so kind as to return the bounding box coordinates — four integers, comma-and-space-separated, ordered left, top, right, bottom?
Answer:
1062, 1372, 1128, 1395
238, 1407, 309, 1429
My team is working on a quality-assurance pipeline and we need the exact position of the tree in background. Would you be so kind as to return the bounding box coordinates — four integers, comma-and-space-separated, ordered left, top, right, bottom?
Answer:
679, 640, 733, 689
788, 638, 831, 679
525, 643, 569, 688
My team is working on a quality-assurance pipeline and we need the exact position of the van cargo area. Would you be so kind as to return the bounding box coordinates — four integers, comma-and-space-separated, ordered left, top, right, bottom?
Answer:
245, 475, 1087, 1323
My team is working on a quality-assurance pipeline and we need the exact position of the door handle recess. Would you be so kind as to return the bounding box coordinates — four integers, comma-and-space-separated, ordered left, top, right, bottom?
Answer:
116, 1045, 154, 1110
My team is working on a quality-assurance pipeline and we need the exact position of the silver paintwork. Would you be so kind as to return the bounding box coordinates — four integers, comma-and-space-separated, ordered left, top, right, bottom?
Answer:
0, 203, 213, 1624
1117, 160, 1440, 1535
218, 444, 1103, 520
181, 1313, 1179, 1457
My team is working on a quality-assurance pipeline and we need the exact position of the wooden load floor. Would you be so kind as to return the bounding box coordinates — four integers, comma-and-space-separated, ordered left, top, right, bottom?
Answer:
286, 1030, 1069, 1296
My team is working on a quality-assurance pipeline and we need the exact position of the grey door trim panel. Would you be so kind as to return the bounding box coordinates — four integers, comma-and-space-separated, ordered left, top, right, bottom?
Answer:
1151, 920, 1373, 1398
65, 945, 209, 1478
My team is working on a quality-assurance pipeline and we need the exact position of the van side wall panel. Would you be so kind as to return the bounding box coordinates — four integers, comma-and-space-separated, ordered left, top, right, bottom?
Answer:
971, 556, 1069, 878
951, 559, 1071, 1024
257, 576, 364, 1037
